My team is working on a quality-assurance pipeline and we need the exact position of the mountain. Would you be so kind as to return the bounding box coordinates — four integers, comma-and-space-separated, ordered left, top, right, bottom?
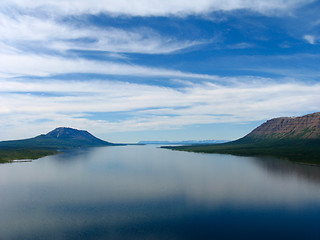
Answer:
0, 127, 116, 163
238, 112, 320, 143
138, 140, 229, 145
46, 127, 113, 146
0, 127, 115, 149
163, 112, 320, 163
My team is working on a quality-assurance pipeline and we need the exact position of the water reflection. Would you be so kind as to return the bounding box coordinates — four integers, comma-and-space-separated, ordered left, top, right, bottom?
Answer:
251, 157, 320, 184
1, 145, 320, 240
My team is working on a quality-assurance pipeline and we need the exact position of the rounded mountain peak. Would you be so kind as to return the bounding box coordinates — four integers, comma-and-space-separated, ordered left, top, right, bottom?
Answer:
46, 127, 96, 141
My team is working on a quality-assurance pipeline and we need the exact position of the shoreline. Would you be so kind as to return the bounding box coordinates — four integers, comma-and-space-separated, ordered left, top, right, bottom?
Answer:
0, 149, 59, 164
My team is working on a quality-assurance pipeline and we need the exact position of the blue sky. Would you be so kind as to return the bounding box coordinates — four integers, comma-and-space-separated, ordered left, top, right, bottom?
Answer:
1, 0, 320, 142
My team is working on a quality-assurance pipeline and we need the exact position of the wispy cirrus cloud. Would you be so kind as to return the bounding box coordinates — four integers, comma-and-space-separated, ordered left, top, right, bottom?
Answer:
0, 0, 314, 16
0, 0, 319, 143
1, 78, 319, 140
0, 12, 204, 55
0, 52, 222, 80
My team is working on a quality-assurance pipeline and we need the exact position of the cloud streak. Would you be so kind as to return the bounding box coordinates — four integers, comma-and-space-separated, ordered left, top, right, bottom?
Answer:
1, 0, 314, 16
0, 52, 222, 80
1, 78, 319, 140
0, 0, 319, 142
0, 12, 204, 55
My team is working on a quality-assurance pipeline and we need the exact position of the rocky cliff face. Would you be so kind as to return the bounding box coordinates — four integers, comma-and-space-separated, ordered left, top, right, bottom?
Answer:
242, 112, 320, 141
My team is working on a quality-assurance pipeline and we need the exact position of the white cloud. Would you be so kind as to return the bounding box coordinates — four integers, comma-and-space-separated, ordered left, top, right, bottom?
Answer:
0, 13, 203, 54
0, 52, 220, 80
303, 35, 317, 44
227, 42, 254, 49
0, 0, 313, 16
0, 0, 318, 142
1, 78, 320, 140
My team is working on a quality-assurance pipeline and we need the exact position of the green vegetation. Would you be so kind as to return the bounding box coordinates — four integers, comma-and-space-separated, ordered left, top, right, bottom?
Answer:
163, 112, 320, 164
162, 139, 320, 164
0, 147, 58, 163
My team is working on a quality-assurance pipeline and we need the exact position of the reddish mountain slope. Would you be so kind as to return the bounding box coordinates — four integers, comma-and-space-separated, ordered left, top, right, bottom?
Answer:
243, 112, 320, 141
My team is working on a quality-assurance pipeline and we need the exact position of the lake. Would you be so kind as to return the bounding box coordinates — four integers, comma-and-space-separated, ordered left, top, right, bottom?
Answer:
1, 145, 320, 240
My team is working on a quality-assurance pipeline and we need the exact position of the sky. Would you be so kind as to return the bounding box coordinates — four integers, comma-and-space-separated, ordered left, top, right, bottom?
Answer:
0, 0, 320, 143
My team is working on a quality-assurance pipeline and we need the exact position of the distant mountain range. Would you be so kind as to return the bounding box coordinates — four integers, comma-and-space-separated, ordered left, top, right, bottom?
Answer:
138, 140, 229, 145
163, 112, 320, 164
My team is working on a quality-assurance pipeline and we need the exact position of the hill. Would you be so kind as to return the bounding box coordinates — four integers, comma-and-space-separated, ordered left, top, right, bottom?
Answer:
0, 127, 115, 163
163, 112, 320, 164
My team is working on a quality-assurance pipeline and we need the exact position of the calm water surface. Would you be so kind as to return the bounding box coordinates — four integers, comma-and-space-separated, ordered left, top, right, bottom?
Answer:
1, 145, 320, 240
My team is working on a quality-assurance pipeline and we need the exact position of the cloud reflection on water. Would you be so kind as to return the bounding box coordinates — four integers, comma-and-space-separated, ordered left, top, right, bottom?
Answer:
1, 145, 320, 239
